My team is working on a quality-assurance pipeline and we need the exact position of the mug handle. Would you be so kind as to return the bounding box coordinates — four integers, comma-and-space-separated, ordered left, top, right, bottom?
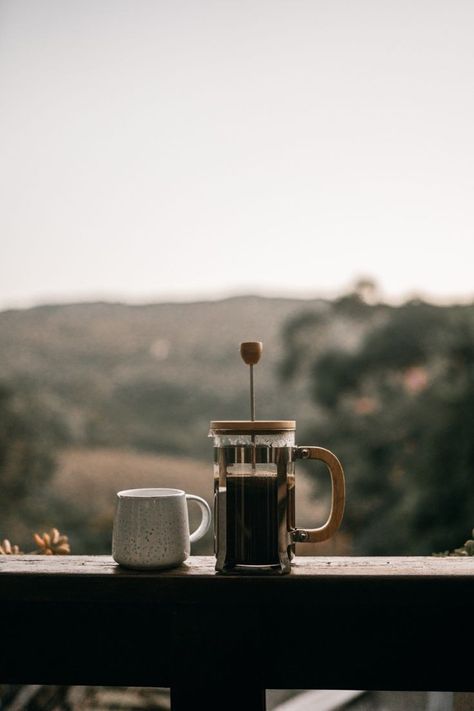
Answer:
186, 494, 212, 543
292, 446, 345, 543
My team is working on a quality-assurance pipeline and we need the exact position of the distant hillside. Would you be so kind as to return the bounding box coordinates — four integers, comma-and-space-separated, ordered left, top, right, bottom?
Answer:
0, 296, 328, 457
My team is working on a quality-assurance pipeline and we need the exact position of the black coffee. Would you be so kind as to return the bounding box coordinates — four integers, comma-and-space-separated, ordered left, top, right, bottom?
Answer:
225, 474, 279, 565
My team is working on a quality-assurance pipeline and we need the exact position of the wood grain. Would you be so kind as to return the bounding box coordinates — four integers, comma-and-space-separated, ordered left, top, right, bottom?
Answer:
2, 554, 473, 577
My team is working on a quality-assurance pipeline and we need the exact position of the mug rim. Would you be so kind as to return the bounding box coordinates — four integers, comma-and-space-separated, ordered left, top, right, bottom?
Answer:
117, 487, 185, 498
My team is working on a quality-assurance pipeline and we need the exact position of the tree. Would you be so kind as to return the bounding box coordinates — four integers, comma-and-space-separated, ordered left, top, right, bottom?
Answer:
0, 384, 57, 541
280, 298, 474, 554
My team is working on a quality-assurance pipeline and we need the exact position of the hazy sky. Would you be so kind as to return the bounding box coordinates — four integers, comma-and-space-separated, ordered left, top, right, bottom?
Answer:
1, 0, 473, 309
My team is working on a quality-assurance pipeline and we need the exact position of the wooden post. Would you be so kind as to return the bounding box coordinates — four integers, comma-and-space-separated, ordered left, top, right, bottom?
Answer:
170, 603, 266, 710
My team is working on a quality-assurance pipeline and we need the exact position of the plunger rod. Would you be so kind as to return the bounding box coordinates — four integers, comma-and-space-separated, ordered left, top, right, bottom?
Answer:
250, 365, 255, 420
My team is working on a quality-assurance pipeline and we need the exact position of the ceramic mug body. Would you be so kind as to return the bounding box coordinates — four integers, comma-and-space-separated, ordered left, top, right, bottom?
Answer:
112, 487, 211, 570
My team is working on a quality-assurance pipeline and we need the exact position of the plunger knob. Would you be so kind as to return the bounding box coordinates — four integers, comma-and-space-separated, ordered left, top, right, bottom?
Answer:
240, 341, 263, 366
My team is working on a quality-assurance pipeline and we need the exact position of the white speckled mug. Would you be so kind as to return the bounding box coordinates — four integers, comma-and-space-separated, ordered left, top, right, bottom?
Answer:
112, 488, 211, 570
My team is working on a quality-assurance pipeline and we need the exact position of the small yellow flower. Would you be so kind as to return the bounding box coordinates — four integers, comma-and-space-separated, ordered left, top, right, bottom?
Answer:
0, 539, 21, 555
33, 528, 71, 555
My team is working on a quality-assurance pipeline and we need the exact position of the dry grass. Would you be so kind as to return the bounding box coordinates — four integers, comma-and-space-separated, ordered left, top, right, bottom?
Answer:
55, 446, 213, 510
53, 447, 212, 550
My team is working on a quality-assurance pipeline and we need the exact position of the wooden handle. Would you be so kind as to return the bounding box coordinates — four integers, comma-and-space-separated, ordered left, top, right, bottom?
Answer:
240, 342, 263, 366
293, 447, 345, 543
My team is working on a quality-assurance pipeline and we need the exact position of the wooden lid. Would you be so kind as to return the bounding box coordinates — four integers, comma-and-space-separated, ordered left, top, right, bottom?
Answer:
210, 420, 295, 432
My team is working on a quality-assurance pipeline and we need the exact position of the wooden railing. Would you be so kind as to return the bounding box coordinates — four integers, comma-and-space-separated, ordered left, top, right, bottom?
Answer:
1, 556, 473, 710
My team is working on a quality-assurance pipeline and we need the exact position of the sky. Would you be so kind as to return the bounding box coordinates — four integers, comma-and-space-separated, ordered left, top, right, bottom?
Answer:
1, 0, 474, 309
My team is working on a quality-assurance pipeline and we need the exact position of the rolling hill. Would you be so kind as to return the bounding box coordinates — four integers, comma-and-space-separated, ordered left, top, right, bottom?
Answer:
0, 295, 328, 458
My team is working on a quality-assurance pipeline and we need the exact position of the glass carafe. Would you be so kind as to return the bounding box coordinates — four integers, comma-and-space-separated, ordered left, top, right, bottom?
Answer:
210, 420, 345, 574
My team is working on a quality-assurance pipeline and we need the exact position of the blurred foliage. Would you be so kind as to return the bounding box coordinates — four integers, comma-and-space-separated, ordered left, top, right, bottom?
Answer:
280, 287, 474, 554
0, 383, 60, 543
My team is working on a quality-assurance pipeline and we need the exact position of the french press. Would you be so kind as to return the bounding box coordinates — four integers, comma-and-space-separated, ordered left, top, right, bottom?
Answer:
210, 342, 345, 574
